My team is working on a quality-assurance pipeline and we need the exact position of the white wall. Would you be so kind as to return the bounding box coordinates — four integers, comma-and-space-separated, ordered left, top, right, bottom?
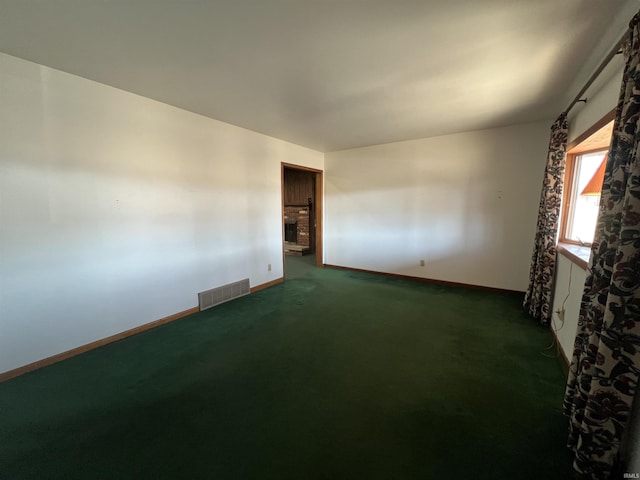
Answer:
567, 53, 624, 144
0, 52, 323, 374
324, 121, 550, 291
550, 254, 586, 359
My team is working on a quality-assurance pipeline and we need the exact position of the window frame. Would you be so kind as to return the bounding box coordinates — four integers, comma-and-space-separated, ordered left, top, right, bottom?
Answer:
560, 148, 609, 246
559, 110, 616, 246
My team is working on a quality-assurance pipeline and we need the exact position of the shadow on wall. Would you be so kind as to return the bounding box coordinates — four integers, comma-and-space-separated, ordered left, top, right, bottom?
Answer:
323, 122, 549, 291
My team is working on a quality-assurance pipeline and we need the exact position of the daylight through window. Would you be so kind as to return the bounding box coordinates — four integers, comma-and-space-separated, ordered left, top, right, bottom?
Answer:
564, 151, 607, 244
561, 116, 614, 246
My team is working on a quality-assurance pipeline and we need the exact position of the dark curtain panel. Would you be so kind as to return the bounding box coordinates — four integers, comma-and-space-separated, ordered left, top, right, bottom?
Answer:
563, 15, 640, 479
523, 113, 568, 325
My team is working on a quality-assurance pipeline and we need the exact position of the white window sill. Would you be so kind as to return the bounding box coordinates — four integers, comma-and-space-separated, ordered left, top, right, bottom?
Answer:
558, 243, 590, 270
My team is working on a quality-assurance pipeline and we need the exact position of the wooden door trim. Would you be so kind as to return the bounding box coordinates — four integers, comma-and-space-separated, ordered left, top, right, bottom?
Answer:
314, 171, 323, 267
282, 163, 323, 174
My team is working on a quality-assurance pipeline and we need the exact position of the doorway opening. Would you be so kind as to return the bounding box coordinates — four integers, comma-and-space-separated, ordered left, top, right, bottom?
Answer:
281, 163, 323, 277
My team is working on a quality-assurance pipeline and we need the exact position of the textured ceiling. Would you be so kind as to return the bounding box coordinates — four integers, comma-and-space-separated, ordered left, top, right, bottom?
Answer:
0, 0, 637, 152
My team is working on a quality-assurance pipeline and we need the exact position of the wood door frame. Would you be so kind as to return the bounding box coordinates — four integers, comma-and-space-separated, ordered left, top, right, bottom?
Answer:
281, 163, 323, 271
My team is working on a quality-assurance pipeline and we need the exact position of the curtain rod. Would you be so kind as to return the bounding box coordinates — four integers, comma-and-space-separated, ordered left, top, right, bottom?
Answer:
565, 28, 630, 114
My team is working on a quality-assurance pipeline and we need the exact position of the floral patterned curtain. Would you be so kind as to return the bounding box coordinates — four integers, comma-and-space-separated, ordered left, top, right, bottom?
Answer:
563, 15, 640, 479
523, 113, 568, 325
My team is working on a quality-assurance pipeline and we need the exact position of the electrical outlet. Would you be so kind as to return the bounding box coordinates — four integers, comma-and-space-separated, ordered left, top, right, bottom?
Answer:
268, 263, 272, 271
556, 308, 565, 321
419, 259, 425, 267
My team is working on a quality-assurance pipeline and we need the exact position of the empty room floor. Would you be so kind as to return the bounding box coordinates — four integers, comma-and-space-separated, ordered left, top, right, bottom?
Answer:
0, 257, 574, 479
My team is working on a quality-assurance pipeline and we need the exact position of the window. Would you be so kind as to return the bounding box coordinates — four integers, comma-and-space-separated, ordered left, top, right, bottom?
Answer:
564, 150, 607, 243
560, 115, 614, 245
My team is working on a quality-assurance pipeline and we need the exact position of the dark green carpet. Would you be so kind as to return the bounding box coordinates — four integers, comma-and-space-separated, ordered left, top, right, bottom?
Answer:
0, 256, 574, 479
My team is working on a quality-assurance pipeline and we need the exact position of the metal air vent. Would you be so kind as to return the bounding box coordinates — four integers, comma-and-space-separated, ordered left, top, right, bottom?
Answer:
198, 278, 250, 311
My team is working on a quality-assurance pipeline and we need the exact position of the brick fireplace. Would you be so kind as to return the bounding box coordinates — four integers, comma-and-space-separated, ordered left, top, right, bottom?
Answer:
283, 206, 310, 254
283, 167, 315, 256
